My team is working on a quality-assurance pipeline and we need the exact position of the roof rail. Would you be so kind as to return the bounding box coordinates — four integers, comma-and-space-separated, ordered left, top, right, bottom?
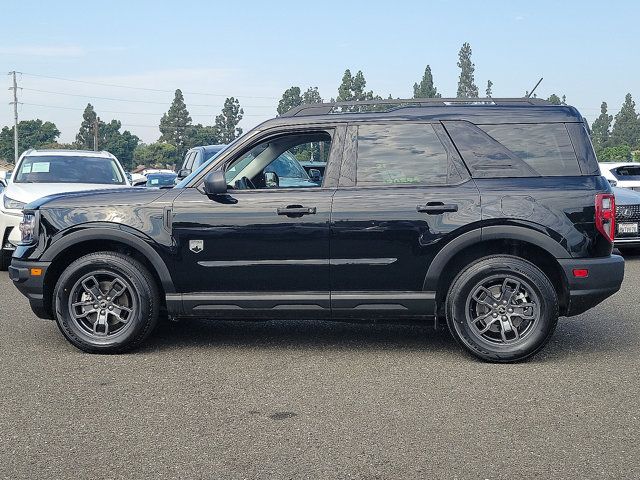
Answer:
282, 97, 554, 117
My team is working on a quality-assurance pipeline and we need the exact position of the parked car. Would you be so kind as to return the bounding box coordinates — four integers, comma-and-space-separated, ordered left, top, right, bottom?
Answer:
0, 149, 130, 269
599, 162, 640, 191
612, 186, 640, 253
9, 98, 624, 362
177, 144, 226, 180
145, 172, 178, 188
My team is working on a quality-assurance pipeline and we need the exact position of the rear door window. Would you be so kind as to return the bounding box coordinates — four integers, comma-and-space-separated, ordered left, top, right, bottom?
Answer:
477, 123, 581, 176
356, 123, 453, 186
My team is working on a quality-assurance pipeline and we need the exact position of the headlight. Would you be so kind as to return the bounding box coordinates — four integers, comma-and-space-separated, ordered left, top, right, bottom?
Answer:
3, 195, 26, 211
18, 211, 38, 245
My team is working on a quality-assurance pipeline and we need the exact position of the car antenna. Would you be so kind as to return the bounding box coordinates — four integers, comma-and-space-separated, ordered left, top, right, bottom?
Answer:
525, 77, 544, 98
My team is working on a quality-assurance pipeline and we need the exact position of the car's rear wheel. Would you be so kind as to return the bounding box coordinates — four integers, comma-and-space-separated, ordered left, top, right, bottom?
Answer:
445, 255, 558, 363
53, 252, 159, 353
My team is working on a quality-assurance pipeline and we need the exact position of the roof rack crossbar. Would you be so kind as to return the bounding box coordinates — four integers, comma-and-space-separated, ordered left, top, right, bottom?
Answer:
282, 97, 553, 117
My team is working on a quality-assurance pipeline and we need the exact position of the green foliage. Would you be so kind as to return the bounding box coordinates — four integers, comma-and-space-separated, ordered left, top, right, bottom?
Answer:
186, 124, 220, 148
486, 80, 493, 98
547, 94, 567, 105
0, 119, 60, 161
591, 102, 613, 153
214, 97, 243, 143
100, 120, 140, 170
133, 142, 179, 167
610, 93, 640, 149
413, 65, 440, 98
456, 42, 478, 98
75, 103, 99, 149
599, 145, 633, 161
277, 87, 302, 115
302, 87, 323, 104
159, 89, 193, 159
337, 69, 377, 102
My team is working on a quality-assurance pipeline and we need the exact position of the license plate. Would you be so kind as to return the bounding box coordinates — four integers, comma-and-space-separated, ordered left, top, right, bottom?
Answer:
618, 222, 639, 234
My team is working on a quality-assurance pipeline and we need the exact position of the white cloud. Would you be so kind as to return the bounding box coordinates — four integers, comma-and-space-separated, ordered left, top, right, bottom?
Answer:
0, 45, 86, 57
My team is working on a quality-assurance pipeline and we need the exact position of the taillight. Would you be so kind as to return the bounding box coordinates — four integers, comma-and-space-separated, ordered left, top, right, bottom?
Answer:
595, 193, 615, 243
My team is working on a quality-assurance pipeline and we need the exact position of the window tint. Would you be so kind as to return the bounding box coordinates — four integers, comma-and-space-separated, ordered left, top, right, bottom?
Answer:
357, 123, 449, 186
478, 123, 580, 176
14, 155, 125, 184
184, 151, 196, 170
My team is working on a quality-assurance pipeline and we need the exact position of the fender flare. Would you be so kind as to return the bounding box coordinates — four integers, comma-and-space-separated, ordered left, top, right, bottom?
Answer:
41, 226, 175, 293
423, 225, 569, 291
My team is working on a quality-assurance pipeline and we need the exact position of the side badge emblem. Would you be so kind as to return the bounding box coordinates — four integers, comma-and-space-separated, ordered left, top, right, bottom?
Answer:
189, 239, 204, 253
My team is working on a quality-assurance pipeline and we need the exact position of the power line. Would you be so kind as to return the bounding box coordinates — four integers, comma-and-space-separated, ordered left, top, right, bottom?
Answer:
21, 87, 275, 108
20, 71, 280, 100
21, 102, 269, 117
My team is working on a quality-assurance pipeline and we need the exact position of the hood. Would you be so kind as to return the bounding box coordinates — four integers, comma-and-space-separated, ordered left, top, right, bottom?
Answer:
25, 187, 172, 210
612, 187, 640, 206
5, 182, 129, 205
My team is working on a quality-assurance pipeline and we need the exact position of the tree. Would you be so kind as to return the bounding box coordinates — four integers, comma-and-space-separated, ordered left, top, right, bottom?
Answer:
186, 124, 220, 148
456, 42, 479, 98
134, 142, 180, 167
337, 69, 377, 102
413, 65, 440, 98
591, 102, 613, 153
75, 103, 100, 149
610, 93, 640, 149
0, 119, 60, 161
214, 97, 243, 143
100, 120, 139, 170
486, 80, 493, 98
547, 94, 567, 105
302, 87, 323, 104
599, 145, 633, 162
277, 86, 302, 115
159, 89, 192, 159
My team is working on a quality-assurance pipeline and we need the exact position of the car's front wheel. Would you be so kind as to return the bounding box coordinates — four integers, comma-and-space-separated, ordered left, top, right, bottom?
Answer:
445, 255, 558, 363
53, 251, 160, 353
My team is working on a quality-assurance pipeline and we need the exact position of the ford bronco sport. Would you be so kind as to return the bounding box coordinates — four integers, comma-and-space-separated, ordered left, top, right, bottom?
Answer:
9, 98, 624, 362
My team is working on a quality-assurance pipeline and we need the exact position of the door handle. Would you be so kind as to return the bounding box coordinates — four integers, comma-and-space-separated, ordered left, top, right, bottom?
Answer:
416, 203, 458, 214
277, 205, 317, 216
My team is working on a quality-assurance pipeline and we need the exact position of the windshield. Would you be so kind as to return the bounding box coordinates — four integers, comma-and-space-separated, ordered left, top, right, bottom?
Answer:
146, 174, 177, 186
265, 152, 309, 179
14, 155, 125, 184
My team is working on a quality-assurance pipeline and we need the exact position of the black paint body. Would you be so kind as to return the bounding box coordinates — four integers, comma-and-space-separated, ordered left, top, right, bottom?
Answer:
10, 103, 624, 322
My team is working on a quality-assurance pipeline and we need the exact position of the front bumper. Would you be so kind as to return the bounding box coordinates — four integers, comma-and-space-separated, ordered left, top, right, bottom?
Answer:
558, 255, 625, 316
615, 237, 640, 248
9, 259, 53, 319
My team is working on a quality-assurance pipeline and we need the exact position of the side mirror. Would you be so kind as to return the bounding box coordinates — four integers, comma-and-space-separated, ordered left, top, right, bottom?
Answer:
177, 168, 191, 179
607, 179, 618, 187
132, 179, 147, 187
203, 171, 227, 195
264, 171, 279, 188
308, 168, 322, 183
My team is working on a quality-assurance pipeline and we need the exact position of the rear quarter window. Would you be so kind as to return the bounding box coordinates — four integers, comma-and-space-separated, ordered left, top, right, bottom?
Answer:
477, 123, 581, 176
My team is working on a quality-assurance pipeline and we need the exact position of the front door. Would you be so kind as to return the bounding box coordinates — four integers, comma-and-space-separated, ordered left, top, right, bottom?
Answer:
171, 128, 340, 317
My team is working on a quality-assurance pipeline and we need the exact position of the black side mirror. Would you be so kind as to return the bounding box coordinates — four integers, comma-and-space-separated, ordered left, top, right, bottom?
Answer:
177, 168, 191, 179
203, 171, 227, 195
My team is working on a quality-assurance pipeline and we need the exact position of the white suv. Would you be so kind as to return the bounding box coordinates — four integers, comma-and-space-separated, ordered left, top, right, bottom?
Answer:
599, 162, 640, 191
0, 149, 130, 269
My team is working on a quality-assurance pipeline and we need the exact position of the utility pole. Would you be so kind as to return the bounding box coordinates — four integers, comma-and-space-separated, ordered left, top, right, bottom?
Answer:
8, 71, 19, 162
93, 116, 100, 151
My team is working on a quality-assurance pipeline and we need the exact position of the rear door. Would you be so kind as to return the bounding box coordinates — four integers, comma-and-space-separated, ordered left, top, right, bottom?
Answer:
330, 122, 481, 317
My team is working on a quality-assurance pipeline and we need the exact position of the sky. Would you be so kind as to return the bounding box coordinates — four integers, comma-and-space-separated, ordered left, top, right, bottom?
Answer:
0, 0, 638, 144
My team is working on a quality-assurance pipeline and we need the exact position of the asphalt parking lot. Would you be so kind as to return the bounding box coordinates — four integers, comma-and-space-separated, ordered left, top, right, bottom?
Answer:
1, 257, 639, 479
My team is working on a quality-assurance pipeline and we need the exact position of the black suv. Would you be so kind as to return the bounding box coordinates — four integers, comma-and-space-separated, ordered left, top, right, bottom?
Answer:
9, 98, 625, 362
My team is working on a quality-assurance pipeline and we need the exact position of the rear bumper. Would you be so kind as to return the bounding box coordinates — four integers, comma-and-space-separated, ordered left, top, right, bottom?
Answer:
8, 259, 52, 319
558, 255, 624, 316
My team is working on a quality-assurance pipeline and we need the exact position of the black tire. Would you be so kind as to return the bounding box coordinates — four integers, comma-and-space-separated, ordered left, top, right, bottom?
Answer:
0, 249, 11, 271
445, 255, 558, 363
53, 251, 160, 353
